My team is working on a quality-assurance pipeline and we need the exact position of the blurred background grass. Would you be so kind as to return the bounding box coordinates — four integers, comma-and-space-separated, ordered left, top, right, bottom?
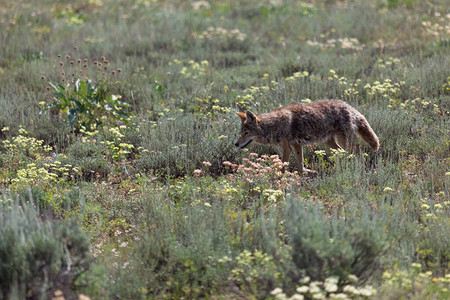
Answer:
0, 0, 449, 299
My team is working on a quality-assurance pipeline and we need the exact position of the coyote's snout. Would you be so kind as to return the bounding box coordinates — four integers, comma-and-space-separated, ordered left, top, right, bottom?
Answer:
235, 100, 379, 173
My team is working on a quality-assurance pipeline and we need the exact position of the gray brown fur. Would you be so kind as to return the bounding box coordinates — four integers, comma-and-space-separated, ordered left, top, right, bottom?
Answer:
235, 100, 379, 173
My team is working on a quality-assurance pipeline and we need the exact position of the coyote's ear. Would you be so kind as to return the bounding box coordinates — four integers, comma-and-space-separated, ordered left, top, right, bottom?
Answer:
245, 110, 260, 124
236, 112, 246, 122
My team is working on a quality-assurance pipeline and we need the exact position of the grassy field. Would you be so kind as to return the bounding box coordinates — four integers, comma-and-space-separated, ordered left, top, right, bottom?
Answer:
0, 0, 449, 299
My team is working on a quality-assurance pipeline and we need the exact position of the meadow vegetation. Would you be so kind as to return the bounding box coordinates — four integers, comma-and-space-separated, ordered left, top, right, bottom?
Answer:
0, 0, 449, 299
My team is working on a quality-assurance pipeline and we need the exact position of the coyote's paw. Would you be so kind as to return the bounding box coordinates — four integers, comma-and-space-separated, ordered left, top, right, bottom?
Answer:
301, 168, 318, 176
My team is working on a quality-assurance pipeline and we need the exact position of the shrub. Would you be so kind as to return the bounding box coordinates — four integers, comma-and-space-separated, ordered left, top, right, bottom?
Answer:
66, 139, 110, 181
285, 197, 388, 283
0, 196, 92, 299
66, 138, 105, 160
112, 194, 233, 299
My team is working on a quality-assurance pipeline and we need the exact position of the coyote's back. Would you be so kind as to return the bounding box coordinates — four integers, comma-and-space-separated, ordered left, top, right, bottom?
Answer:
283, 100, 379, 150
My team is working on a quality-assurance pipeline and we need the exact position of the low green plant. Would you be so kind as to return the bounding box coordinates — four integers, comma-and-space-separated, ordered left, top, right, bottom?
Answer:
0, 127, 53, 180
222, 247, 293, 298
1, 127, 52, 159
221, 153, 301, 207
379, 264, 450, 299
270, 274, 377, 300
10, 161, 79, 192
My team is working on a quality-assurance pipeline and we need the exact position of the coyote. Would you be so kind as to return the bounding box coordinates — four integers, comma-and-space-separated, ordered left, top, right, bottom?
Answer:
235, 100, 379, 173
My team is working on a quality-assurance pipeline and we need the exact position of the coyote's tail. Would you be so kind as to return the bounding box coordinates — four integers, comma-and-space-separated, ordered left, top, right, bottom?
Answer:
356, 116, 379, 151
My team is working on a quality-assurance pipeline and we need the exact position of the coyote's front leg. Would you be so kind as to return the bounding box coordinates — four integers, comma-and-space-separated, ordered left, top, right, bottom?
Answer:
291, 143, 316, 174
280, 139, 292, 172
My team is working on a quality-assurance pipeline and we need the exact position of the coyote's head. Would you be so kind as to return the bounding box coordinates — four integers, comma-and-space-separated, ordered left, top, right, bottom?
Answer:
235, 110, 264, 148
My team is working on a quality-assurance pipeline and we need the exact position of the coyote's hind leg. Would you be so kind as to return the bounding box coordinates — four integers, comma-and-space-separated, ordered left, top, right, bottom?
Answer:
280, 139, 292, 172
325, 137, 341, 150
335, 132, 357, 153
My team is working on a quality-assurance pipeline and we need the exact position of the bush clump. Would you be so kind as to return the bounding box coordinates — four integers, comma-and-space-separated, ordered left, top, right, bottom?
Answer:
286, 197, 388, 283
0, 196, 92, 299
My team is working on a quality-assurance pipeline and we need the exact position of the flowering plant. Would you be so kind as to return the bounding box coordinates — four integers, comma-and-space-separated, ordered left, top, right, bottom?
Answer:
42, 54, 130, 132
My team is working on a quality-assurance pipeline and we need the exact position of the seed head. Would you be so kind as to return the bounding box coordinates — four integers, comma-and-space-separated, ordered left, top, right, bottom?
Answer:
40, 75, 46, 80
101, 56, 105, 61
83, 64, 88, 68
83, 59, 88, 63
57, 54, 61, 58
104, 60, 109, 65
70, 61, 74, 65
59, 62, 64, 66
117, 68, 122, 73
77, 59, 82, 64
61, 72, 65, 76
46, 86, 50, 92
74, 45, 78, 51
65, 55, 71, 60
112, 70, 116, 75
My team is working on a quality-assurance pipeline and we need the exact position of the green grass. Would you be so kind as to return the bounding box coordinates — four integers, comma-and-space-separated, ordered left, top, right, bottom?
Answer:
0, 0, 449, 299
